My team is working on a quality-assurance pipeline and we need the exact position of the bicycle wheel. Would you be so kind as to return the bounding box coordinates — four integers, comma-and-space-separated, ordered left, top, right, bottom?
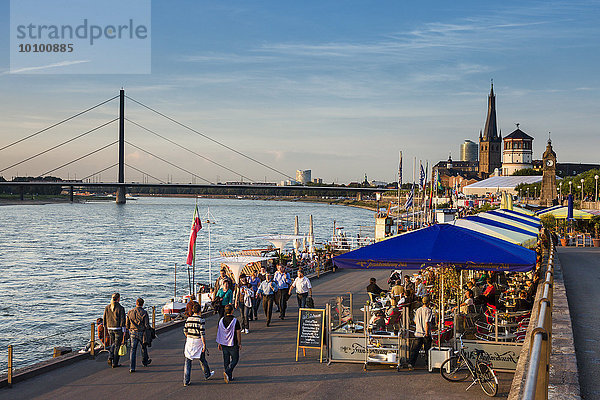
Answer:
440, 356, 470, 382
477, 362, 498, 397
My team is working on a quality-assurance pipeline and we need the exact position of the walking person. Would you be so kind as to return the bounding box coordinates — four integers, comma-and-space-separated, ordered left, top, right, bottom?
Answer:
289, 269, 312, 308
248, 270, 261, 321
257, 272, 278, 326
407, 296, 433, 370
274, 264, 291, 319
183, 303, 214, 386
126, 297, 152, 372
216, 280, 234, 319
235, 275, 254, 334
103, 292, 126, 368
216, 305, 242, 383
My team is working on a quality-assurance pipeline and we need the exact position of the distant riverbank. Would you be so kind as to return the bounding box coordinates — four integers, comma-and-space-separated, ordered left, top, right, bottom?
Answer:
0, 192, 380, 212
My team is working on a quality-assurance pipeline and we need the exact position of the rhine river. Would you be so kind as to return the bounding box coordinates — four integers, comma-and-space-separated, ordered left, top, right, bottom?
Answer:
0, 196, 372, 373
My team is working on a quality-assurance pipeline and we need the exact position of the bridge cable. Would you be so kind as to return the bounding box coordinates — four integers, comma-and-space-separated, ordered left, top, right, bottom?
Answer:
81, 163, 118, 181
125, 95, 295, 181
0, 95, 119, 153
40, 141, 118, 176
0, 118, 118, 174
124, 140, 213, 185
125, 118, 254, 182
124, 163, 167, 184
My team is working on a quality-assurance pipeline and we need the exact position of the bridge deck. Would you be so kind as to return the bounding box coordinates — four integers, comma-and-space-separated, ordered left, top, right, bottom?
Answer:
1, 268, 511, 400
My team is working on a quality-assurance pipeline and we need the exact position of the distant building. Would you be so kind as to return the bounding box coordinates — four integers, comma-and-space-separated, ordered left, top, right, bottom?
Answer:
433, 155, 480, 189
502, 126, 534, 175
279, 179, 299, 186
463, 175, 543, 196
370, 180, 388, 188
296, 169, 311, 184
479, 83, 502, 178
533, 161, 600, 178
312, 178, 323, 184
460, 140, 478, 162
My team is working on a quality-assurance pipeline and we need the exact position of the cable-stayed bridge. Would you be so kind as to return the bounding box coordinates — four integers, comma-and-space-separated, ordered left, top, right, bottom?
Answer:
0, 89, 380, 203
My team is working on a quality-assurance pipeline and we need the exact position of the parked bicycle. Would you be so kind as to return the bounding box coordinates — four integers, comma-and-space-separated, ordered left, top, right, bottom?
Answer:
440, 333, 499, 397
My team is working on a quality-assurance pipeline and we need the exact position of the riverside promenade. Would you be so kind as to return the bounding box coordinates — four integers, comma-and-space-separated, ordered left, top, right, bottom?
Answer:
558, 247, 600, 399
1, 268, 512, 400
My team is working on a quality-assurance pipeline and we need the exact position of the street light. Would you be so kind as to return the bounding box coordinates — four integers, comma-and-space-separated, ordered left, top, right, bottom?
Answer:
375, 192, 381, 217
526, 188, 529, 204
559, 182, 563, 204
595, 175, 599, 203
569, 180, 572, 194
581, 178, 585, 203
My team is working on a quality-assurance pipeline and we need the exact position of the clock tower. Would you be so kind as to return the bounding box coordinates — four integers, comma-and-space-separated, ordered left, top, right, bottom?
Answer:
540, 139, 558, 207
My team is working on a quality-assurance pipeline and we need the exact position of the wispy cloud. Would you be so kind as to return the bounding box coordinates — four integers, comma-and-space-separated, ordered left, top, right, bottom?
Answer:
5, 60, 90, 75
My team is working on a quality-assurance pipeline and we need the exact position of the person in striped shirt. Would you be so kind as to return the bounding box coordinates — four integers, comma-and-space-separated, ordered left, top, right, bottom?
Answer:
183, 303, 214, 386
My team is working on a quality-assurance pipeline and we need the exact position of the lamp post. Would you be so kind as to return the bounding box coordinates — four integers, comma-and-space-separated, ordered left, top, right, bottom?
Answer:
595, 175, 599, 203
534, 186, 537, 199
569, 180, 572, 195
519, 188, 522, 201
526, 188, 529, 204
559, 182, 563, 204
375, 192, 381, 218
581, 178, 585, 203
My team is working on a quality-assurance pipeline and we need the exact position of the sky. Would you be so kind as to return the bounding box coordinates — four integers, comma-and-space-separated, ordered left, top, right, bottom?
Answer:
0, 0, 599, 184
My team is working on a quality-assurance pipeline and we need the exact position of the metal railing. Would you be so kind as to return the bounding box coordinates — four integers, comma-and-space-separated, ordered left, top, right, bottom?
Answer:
523, 243, 555, 400
3, 306, 157, 388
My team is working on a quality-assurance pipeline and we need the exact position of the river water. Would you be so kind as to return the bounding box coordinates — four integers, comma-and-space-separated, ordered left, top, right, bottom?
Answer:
0, 197, 372, 373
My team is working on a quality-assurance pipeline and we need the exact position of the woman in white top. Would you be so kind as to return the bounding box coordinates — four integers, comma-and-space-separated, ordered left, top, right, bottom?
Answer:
289, 270, 312, 308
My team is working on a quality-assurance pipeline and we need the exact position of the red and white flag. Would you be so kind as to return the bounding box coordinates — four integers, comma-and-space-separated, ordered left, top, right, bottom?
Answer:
186, 205, 202, 266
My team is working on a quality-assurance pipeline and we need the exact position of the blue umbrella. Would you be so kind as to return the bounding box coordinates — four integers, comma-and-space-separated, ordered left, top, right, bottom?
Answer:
333, 224, 536, 272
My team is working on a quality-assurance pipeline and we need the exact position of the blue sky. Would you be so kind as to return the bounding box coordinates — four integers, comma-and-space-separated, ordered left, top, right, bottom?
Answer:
0, 0, 599, 184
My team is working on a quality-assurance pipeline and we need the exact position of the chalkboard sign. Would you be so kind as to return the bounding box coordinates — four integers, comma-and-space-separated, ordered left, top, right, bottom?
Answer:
296, 308, 325, 362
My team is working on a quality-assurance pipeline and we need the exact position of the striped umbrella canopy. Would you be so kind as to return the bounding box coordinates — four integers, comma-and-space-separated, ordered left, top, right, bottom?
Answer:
495, 208, 540, 223
488, 210, 541, 228
449, 219, 538, 249
512, 206, 537, 216
536, 206, 594, 220
474, 212, 540, 234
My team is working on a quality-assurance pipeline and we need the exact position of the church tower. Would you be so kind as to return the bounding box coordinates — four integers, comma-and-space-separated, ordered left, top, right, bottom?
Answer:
479, 82, 503, 178
540, 139, 558, 207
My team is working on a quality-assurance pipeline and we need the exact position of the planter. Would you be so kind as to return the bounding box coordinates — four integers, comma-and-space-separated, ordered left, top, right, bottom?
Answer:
593, 238, 600, 248
560, 238, 568, 247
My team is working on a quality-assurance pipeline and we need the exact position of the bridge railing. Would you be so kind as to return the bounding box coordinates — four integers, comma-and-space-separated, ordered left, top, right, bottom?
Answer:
522, 242, 555, 400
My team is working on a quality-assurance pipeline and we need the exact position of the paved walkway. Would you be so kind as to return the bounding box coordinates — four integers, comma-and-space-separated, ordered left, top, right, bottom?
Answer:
1, 268, 511, 400
558, 247, 600, 400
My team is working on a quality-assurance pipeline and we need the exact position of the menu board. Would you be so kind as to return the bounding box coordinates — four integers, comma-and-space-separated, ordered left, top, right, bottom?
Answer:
296, 308, 325, 362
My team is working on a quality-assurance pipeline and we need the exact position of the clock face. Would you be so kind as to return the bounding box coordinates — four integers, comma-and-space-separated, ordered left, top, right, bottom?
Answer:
546, 159, 554, 167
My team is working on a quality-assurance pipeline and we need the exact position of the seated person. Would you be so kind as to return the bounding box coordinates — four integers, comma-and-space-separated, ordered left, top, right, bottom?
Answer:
514, 291, 532, 311
367, 277, 385, 299
369, 310, 386, 332
389, 280, 405, 307
468, 279, 482, 298
480, 278, 496, 306
97, 318, 110, 347
453, 289, 475, 314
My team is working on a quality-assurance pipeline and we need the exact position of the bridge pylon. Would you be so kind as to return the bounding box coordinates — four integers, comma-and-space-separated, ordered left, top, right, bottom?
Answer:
116, 89, 126, 204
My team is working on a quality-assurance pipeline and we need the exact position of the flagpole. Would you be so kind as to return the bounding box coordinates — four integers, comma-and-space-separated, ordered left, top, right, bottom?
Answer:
207, 207, 212, 286
193, 198, 197, 297
397, 151, 402, 234
412, 157, 416, 230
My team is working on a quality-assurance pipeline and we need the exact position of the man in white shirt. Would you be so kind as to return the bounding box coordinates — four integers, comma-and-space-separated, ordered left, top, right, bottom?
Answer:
274, 265, 291, 320
289, 270, 312, 308
408, 296, 433, 370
